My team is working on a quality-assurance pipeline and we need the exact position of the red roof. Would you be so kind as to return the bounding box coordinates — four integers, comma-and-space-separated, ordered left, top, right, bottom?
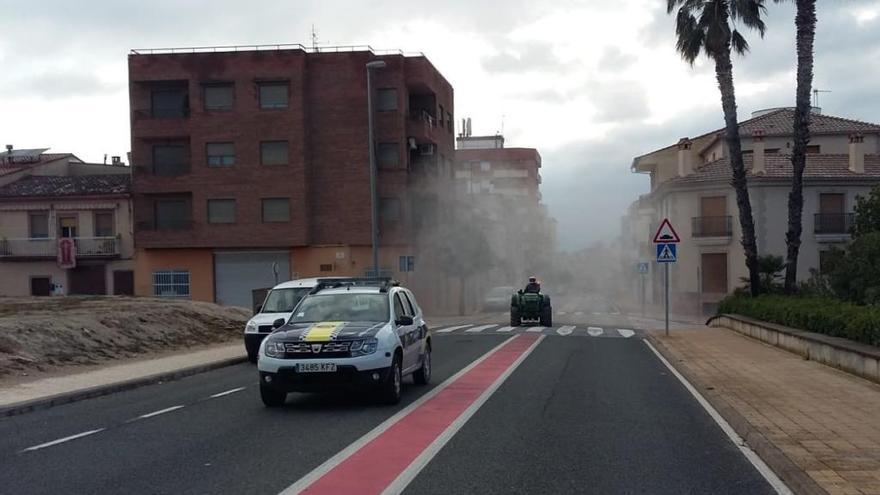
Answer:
667, 154, 880, 186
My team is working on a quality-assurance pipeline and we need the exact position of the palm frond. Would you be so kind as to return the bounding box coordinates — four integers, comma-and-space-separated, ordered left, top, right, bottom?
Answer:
675, 9, 704, 63
731, 0, 767, 36
731, 29, 751, 54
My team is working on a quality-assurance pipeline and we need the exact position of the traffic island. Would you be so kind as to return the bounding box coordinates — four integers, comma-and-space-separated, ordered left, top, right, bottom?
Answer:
649, 328, 880, 495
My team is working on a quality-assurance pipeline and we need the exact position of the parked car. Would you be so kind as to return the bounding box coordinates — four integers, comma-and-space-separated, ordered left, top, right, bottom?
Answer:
483, 286, 517, 311
257, 278, 431, 407
243, 277, 343, 363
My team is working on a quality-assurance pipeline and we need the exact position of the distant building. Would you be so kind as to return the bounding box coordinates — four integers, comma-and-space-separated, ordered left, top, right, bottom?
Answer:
128, 44, 456, 310
0, 147, 134, 296
626, 108, 880, 314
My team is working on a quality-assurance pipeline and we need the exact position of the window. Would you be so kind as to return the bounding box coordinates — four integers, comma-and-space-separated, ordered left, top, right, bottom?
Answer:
154, 199, 190, 230
393, 293, 406, 319
204, 84, 233, 111
378, 143, 399, 168
399, 255, 415, 273
207, 199, 236, 224
447, 111, 452, 133
260, 141, 288, 165
206, 142, 235, 167
806, 145, 821, 154
400, 291, 415, 316
29, 212, 49, 239
259, 82, 288, 109
152, 144, 188, 176
377, 88, 398, 111
381, 198, 401, 223
438, 105, 445, 127
262, 198, 290, 222
151, 89, 188, 117
94, 211, 114, 237
402, 291, 419, 315
152, 270, 190, 298
480, 161, 491, 172
319, 264, 333, 272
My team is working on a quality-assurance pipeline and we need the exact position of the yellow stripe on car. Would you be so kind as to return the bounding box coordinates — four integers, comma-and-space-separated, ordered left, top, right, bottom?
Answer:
304, 322, 345, 342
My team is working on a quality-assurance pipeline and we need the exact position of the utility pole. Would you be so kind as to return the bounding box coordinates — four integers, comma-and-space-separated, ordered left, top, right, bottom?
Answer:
366, 60, 386, 278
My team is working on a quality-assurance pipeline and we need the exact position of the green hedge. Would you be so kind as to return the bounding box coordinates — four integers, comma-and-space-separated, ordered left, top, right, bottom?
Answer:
718, 295, 880, 347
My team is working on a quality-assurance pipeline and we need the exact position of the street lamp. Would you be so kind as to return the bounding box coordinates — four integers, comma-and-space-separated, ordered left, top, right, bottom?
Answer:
366, 60, 386, 278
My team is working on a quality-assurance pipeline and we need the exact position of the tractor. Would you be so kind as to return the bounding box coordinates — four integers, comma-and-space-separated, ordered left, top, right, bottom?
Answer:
510, 290, 552, 327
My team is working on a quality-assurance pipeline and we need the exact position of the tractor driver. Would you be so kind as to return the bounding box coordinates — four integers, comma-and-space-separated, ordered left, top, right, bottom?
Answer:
524, 276, 541, 294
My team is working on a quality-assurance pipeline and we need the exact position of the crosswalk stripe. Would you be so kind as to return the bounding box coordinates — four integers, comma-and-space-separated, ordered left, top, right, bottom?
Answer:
558, 311, 568, 315
496, 326, 515, 332
436, 325, 472, 334
526, 326, 545, 333
465, 325, 497, 333
617, 329, 635, 338
587, 327, 603, 337
574, 311, 584, 316
556, 326, 575, 336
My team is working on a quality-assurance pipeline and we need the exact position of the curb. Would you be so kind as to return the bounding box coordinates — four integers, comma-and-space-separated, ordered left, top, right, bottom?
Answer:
646, 333, 828, 495
0, 355, 248, 418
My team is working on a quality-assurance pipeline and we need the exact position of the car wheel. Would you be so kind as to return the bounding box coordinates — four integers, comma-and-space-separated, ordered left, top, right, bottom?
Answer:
510, 307, 521, 327
414, 346, 431, 385
380, 355, 403, 405
540, 306, 552, 327
260, 384, 287, 407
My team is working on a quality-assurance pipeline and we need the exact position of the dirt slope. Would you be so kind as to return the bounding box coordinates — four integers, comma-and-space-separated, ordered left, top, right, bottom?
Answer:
0, 297, 250, 376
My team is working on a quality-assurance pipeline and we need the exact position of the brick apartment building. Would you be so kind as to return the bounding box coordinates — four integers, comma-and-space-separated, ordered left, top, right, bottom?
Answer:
129, 45, 454, 309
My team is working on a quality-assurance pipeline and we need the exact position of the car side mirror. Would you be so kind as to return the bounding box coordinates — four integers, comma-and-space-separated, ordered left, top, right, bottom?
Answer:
272, 318, 286, 329
396, 315, 414, 326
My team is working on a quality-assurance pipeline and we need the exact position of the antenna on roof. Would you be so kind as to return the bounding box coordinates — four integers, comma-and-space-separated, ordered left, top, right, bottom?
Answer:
812, 88, 831, 108
311, 24, 321, 51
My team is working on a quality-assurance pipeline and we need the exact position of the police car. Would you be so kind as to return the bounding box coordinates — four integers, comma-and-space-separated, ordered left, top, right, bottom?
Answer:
257, 279, 431, 407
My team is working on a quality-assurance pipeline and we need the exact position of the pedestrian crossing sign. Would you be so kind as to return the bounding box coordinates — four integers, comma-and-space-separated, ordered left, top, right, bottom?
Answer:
656, 243, 677, 263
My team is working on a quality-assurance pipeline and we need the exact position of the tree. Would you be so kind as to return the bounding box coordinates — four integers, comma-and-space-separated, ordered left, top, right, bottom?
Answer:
852, 185, 880, 238
826, 233, 880, 305
783, 0, 818, 293
667, 0, 767, 297
739, 254, 785, 293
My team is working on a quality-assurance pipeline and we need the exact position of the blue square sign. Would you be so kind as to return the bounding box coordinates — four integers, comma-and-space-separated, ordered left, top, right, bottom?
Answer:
656, 243, 677, 263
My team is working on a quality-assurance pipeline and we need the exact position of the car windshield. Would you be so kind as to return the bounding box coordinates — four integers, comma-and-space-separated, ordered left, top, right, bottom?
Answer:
261, 288, 311, 313
288, 293, 390, 323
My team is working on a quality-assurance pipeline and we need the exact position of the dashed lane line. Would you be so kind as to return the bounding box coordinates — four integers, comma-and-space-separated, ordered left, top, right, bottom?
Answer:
20, 429, 105, 453
135, 405, 185, 420
209, 387, 246, 398
465, 325, 497, 333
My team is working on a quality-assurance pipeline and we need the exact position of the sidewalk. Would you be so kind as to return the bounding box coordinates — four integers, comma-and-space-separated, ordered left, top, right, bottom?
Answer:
0, 342, 245, 415
651, 327, 880, 495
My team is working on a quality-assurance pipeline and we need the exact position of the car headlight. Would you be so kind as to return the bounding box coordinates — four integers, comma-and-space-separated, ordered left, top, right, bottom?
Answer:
350, 338, 378, 356
264, 341, 285, 358
245, 321, 257, 333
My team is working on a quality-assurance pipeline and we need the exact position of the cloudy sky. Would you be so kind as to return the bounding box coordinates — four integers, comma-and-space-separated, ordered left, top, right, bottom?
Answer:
1, 0, 879, 250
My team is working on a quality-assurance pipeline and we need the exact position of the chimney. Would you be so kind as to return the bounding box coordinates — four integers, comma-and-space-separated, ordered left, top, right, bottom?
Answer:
104, 154, 108, 165
849, 133, 865, 173
677, 137, 693, 177
752, 130, 766, 175
111, 156, 121, 166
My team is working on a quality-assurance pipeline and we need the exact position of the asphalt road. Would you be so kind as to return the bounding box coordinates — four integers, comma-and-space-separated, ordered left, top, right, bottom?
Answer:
0, 318, 776, 495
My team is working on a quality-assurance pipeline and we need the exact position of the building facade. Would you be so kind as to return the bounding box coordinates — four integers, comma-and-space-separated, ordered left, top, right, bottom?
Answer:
0, 148, 134, 296
627, 108, 880, 314
128, 45, 454, 309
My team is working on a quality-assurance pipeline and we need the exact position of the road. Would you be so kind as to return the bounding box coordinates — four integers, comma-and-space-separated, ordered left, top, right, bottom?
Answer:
0, 310, 777, 495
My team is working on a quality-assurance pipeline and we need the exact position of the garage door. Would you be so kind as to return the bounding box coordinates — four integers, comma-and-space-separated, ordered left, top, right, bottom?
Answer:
214, 251, 290, 309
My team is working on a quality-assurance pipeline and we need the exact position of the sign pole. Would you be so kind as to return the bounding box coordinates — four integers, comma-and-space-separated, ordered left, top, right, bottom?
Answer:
664, 263, 670, 336
640, 273, 646, 317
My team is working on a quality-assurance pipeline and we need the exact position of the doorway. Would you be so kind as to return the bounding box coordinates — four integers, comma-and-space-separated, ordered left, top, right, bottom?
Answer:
58, 216, 78, 238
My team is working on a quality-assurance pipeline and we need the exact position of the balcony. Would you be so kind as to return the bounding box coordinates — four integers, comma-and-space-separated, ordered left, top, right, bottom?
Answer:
407, 109, 437, 144
136, 220, 193, 232
814, 213, 854, 242
0, 237, 120, 260
133, 107, 190, 119
692, 216, 733, 245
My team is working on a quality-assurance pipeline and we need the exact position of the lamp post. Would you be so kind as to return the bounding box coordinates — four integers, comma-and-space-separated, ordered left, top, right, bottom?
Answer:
366, 60, 386, 278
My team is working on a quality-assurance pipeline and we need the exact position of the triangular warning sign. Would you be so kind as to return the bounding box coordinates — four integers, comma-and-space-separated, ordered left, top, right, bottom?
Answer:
657, 244, 676, 262
653, 218, 681, 243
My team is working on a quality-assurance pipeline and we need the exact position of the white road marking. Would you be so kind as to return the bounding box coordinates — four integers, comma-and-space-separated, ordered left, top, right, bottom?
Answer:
558, 311, 568, 315
496, 326, 515, 332
20, 429, 105, 453
281, 336, 521, 494
643, 340, 792, 495
209, 387, 246, 398
465, 325, 497, 333
575, 311, 584, 316
381, 336, 546, 494
556, 326, 575, 336
591, 312, 603, 316
136, 405, 184, 419
436, 325, 472, 334
617, 329, 636, 338
526, 326, 545, 333
587, 327, 604, 337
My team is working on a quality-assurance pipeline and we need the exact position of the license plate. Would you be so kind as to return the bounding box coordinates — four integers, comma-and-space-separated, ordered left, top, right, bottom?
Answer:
296, 363, 337, 373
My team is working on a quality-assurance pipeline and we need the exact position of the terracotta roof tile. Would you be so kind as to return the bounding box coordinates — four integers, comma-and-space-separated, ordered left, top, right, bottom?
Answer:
739, 109, 880, 137
0, 175, 131, 198
667, 154, 880, 185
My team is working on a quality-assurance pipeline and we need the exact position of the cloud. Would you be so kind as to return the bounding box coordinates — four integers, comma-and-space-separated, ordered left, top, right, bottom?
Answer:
481, 42, 568, 74
0, 71, 123, 100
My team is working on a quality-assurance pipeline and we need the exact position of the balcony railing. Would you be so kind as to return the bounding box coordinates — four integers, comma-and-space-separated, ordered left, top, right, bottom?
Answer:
0, 237, 119, 259
692, 216, 733, 237
814, 213, 854, 235
133, 107, 190, 119
136, 220, 194, 232
409, 109, 436, 128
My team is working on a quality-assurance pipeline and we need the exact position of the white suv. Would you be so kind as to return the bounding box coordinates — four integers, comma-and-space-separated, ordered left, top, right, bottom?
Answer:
257, 279, 431, 406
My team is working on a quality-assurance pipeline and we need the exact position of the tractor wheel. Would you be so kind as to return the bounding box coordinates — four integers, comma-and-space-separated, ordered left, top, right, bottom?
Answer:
540, 306, 552, 327
510, 307, 521, 327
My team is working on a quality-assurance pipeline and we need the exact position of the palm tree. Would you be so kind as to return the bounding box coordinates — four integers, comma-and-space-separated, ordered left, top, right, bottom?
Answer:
667, 0, 767, 296
782, 0, 817, 293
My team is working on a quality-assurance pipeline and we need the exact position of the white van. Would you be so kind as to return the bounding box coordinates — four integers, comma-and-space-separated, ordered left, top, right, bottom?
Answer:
243, 278, 342, 362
